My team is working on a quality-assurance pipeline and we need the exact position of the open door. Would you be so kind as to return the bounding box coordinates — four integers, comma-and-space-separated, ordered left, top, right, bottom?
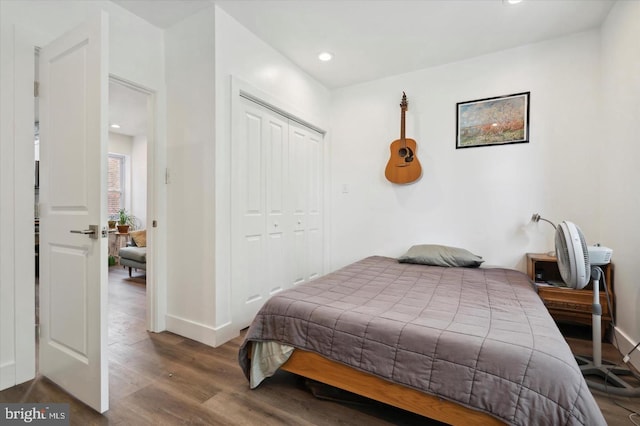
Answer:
38, 12, 109, 413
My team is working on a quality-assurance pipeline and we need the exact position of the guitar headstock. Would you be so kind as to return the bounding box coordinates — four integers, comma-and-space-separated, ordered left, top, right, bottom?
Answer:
400, 91, 408, 111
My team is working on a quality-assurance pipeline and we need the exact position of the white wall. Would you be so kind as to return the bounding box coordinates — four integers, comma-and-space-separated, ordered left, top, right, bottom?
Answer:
599, 1, 640, 363
329, 31, 601, 271
108, 132, 147, 228
109, 132, 133, 216
0, 18, 34, 391
164, 5, 217, 345
131, 135, 147, 229
108, 132, 133, 156
0, 0, 165, 390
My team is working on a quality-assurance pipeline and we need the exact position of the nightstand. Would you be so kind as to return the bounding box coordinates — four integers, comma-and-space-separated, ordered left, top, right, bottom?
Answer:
526, 253, 614, 340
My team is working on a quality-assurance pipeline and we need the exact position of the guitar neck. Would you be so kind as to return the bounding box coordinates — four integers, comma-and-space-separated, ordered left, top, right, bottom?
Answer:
399, 92, 408, 142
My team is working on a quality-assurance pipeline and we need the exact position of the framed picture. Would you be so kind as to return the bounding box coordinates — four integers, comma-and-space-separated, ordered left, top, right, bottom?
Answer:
456, 92, 530, 149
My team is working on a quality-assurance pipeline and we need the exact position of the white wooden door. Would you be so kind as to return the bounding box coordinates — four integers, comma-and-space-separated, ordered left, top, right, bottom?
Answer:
38, 12, 109, 413
233, 98, 290, 328
302, 125, 323, 282
288, 122, 323, 286
232, 97, 323, 329
264, 110, 290, 299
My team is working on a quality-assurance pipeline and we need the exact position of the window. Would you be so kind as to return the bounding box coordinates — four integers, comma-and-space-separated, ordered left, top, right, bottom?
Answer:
108, 154, 125, 216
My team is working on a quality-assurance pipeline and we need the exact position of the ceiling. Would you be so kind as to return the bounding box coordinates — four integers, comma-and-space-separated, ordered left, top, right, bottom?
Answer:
114, 0, 615, 89
109, 0, 615, 135
109, 81, 148, 136
111, 0, 214, 29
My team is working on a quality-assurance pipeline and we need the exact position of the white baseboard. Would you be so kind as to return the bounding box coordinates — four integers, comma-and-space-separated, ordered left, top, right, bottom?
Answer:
213, 321, 240, 346
165, 314, 239, 348
0, 362, 16, 391
611, 326, 640, 370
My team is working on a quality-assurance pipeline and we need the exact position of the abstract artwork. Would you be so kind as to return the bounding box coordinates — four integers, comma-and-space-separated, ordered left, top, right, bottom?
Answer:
456, 92, 530, 149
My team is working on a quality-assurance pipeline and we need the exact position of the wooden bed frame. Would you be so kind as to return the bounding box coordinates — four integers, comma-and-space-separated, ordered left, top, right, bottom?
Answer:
280, 348, 504, 426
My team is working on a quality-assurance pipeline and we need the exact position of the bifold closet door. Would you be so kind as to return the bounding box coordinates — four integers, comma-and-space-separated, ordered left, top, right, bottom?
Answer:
289, 122, 323, 286
232, 97, 323, 329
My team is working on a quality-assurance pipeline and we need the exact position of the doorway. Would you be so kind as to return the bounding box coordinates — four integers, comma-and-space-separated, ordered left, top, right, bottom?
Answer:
15, 13, 165, 411
33, 70, 157, 357
106, 79, 152, 344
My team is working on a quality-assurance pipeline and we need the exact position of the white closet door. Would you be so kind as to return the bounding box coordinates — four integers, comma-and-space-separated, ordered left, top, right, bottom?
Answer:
233, 98, 289, 328
305, 126, 323, 282
289, 122, 323, 286
232, 95, 324, 329
265, 112, 290, 297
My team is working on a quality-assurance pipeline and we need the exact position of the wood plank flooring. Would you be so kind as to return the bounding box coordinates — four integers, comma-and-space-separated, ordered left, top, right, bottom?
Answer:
2, 267, 640, 425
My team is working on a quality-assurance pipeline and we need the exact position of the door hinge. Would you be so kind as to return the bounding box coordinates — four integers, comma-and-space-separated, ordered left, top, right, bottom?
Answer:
34, 81, 39, 97
165, 168, 171, 184
36, 324, 40, 338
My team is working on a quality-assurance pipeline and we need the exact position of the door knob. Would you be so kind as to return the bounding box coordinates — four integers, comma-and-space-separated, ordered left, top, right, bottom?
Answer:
70, 224, 100, 239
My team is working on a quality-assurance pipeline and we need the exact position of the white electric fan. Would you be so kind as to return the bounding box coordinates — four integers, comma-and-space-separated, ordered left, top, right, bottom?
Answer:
555, 221, 640, 396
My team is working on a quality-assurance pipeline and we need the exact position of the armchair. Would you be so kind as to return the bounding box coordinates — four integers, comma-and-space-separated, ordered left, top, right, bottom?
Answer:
118, 229, 146, 277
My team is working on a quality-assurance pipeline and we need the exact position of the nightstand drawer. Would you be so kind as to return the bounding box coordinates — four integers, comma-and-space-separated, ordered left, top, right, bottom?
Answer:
537, 286, 610, 317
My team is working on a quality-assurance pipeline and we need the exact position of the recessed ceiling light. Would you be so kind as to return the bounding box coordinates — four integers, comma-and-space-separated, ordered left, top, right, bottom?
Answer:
504, 0, 523, 4
110, 123, 121, 129
318, 52, 333, 62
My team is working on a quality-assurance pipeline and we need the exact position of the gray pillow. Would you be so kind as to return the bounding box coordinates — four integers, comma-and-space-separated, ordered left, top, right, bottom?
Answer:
398, 244, 484, 268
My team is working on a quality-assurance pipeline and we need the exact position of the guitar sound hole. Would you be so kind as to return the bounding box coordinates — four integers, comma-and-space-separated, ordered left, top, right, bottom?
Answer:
399, 146, 414, 162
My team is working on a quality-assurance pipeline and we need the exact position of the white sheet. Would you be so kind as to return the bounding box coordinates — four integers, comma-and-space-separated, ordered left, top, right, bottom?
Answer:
250, 341, 294, 388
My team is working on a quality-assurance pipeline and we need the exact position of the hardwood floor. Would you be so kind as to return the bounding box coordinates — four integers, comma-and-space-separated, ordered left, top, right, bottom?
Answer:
559, 324, 640, 425
3, 268, 640, 425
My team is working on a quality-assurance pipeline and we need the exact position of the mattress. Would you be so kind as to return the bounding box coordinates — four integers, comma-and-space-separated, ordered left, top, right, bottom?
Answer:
239, 256, 605, 425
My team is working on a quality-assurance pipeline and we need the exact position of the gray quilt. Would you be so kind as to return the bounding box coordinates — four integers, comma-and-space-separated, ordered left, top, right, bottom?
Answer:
239, 256, 606, 425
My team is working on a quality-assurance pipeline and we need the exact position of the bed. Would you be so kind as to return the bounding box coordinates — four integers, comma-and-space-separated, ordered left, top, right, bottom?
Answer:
238, 255, 606, 425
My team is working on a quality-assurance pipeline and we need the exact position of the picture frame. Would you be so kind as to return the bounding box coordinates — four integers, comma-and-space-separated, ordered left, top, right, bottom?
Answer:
456, 92, 530, 149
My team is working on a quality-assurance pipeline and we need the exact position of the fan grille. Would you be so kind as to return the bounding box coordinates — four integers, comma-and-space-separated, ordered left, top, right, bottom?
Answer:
576, 226, 590, 279
555, 221, 590, 289
556, 227, 571, 280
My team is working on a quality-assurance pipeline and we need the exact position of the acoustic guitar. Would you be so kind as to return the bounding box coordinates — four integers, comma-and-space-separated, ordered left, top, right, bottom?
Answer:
385, 92, 422, 184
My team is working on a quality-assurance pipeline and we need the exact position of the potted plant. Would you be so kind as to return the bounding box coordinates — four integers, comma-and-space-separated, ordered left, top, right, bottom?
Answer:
108, 213, 117, 229
117, 208, 133, 233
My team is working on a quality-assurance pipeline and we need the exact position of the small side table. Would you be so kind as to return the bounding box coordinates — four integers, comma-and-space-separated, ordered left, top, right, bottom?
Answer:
110, 232, 130, 264
526, 253, 614, 340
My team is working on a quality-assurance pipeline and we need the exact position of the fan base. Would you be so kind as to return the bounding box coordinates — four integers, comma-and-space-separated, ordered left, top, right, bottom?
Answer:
576, 355, 640, 396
